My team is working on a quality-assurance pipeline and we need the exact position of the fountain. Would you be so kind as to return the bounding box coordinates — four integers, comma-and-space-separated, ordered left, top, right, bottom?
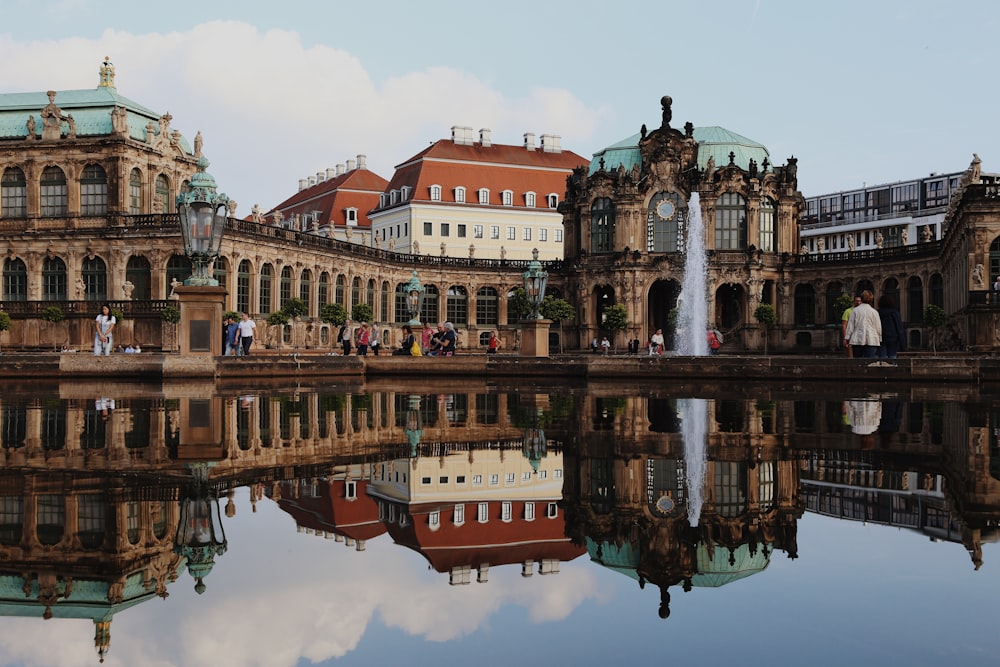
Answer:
675, 192, 708, 355
679, 398, 708, 526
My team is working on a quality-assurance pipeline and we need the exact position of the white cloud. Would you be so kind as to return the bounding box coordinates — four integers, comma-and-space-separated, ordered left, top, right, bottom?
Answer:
0, 22, 602, 214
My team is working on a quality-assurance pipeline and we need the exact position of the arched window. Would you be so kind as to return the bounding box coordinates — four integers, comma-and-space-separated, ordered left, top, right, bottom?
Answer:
907, 276, 923, 323
166, 255, 191, 297
335, 275, 346, 306
381, 281, 390, 322
759, 197, 776, 252
715, 193, 747, 250
590, 197, 615, 254
259, 263, 274, 313
36, 494, 65, 546
367, 279, 376, 311
825, 282, 844, 325
647, 191, 684, 253
476, 287, 498, 325
855, 279, 875, 296
3, 258, 27, 301
42, 256, 67, 301
1, 167, 27, 218
929, 273, 944, 308
882, 277, 899, 307
351, 277, 361, 310
447, 286, 468, 325
40, 166, 67, 217
279, 266, 293, 308
394, 283, 409, 322
318, 272, 330, 306
213, 257, 228, 291
237, 260, 252, 314
300, 269, 312, 312
421, 285, 439, 324
154, 174, 169, 213
989, 237, 1000, 287
128, 168, 143, 214
125, 256, 151, 300
794, 284, 815, 325
80, 164, 108, 216
81, 256, 107, 301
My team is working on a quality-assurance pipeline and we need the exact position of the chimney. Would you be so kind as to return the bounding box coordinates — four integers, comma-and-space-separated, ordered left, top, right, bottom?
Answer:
308, 176, 316, 187
336, 163, 345, 176
326, 167, 336, 180
540, 134, 562, 153
479, 128, 492, 147
357, 154, 367, 169
298, 179, 308, 192
523, 132, 536, 150
346, 158, 356, 171
451, 125, 474, 145
316, 171, 325, 183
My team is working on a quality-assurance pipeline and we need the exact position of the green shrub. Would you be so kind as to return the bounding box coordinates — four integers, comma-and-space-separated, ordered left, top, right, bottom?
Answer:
161, 305, 180, 323
43, 306, 65, 323
320, 303, 348, 326
282, 298, 308, 319
351, 303, 373, 323
266, 311, 289, 326
753, 303, 777, 327
0, 311, 10, 332
110, 307, 125, 322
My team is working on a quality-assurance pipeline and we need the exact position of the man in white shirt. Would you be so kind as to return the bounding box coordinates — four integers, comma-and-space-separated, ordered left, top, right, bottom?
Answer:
237, 312, 257, 357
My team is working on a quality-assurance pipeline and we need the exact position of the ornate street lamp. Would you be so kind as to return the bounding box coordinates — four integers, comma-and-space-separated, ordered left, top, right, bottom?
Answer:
176, 156, 230, 286
175, 462, 228, 594
522, 248, 548, 320
521, 426, 548, 474
404, 394, 423, 456
404, 270, 425, 326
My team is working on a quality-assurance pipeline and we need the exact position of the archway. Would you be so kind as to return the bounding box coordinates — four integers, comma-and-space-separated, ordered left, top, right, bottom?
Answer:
647, 279, 681, 341
715, 284, 744, 329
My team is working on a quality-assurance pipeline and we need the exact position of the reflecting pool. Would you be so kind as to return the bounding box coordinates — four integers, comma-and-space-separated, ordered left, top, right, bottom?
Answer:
0, 380, 999, 667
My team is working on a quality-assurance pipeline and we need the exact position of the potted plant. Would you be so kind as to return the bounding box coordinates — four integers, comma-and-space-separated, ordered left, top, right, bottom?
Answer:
924, 304, 947, 353
540, 295, 575, 354
753, 303, 777, 354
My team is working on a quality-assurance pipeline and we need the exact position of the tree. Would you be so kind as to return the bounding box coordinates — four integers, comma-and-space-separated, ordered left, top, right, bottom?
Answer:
602, 303, 629, 349
507, 288, 532, 320
266, 311, 289, 327
833, 293, 854, 321
540, 295, 575, 353
161, 305, 180, 324
924, 304, 947, 353
754, 303, 777, 355
282, 297, 308, 319
351, 303, 374, 323
43, 306, 64, 323
320, 303, 348, 326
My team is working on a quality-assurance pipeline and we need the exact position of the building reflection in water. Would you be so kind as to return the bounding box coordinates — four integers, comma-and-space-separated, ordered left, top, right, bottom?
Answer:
1, 383, 1000, 655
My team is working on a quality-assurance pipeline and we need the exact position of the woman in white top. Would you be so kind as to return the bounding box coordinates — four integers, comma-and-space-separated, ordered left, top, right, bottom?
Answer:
94, 304, 116, 356
649, 329, 665, 355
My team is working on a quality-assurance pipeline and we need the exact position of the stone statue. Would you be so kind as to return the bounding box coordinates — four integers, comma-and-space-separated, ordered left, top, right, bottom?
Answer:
500, 246, 507, 260
194, 131, 203, 157
40, 91, 68, 140
66, 114, 76, 139
817, 237, 826, 252
440, 242, 447, 256
74, 278, 86, 300
250, 204, 264, 223
847, 235, 855, 251
111, 106, 128, 135
145, 121, 156, 144
389, 237, 396, 251
25, 114, 35, 138
973, 263, 985, 288
703, 155, 715, 184
875, 231, 884, 249
971, 153, 982, 184
122, 280, 134, 300
922, 225, 933, 242
660, 95, 672, 128
169, 277, 181, 299
800, 243, 808, 254
469, 244, 475, 258
272, 210, 283, 225
226, 200, 238, 217
99, 57, 115, 87
901, 228, 909, 245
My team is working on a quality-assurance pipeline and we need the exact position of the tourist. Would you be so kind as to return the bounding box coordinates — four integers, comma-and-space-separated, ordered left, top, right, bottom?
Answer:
707, 329, 721, 354
650, 329, 665, 355
393, 324, 420, 356
487, 331, 503, 354
370, 323, 381, 355
338, 319, 352, 355
225, 315, 241, 356
429, 322, 456, 356
427, 323, 445, 355
591, 338, 599, 354
601, 337, 610, 355
842, 295, 861, 358
356, 322, 370, 356
421, 322, 434, 354
844, 290, 882, 358
94, 304, 116, 356
877, 294, 906, 359
238, 312, 257, 356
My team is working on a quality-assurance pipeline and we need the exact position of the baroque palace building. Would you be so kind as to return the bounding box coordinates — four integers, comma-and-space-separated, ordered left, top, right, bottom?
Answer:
3, 63, 1000, 352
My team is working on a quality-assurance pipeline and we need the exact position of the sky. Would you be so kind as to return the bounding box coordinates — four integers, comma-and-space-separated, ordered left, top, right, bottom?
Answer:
1, 0, 998, 217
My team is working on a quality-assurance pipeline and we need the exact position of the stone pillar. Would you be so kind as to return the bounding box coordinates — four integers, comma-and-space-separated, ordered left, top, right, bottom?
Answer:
519, 319, 552, 357
174, 285, 226, 356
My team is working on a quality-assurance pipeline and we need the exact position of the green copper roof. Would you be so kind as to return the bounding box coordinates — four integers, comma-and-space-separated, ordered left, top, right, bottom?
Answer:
586, 537, 640, 581
588, 126, 770, 176
690, 542, 770, 588
0, 86, 194, 153
0, 570, 170, 621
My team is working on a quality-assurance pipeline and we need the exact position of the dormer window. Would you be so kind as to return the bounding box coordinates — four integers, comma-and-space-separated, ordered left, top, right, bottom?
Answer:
525, 192, 536, 208
346, 208, 358, 226
502, 190, 513, 206
478, 188, 490, 205
390, 190, 399, 205
547, 193, 559, 208
430, 185, 442, 201
379, 193, 388, 208
400, 185, 412, 200
455, 186, 466, 203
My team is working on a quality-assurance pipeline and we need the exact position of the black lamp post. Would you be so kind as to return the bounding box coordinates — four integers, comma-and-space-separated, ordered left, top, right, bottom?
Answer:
404, 270, 425, 326
522, 248, 549, 320
176, 157, 229, 286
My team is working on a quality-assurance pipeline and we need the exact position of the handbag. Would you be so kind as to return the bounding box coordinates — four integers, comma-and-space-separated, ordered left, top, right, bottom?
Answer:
410, 339, 422, 356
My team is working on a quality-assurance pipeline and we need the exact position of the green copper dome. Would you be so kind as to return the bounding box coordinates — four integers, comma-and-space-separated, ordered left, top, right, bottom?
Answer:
588, 126, 770, 176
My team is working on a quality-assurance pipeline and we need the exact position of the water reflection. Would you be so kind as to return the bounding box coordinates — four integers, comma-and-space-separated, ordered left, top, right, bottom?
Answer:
0, 384, 998, 664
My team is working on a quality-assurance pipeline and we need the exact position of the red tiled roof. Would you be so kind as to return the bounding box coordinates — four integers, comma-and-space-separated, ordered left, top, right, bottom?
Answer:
267, 168, 389, 229
376, 139, 588, 211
